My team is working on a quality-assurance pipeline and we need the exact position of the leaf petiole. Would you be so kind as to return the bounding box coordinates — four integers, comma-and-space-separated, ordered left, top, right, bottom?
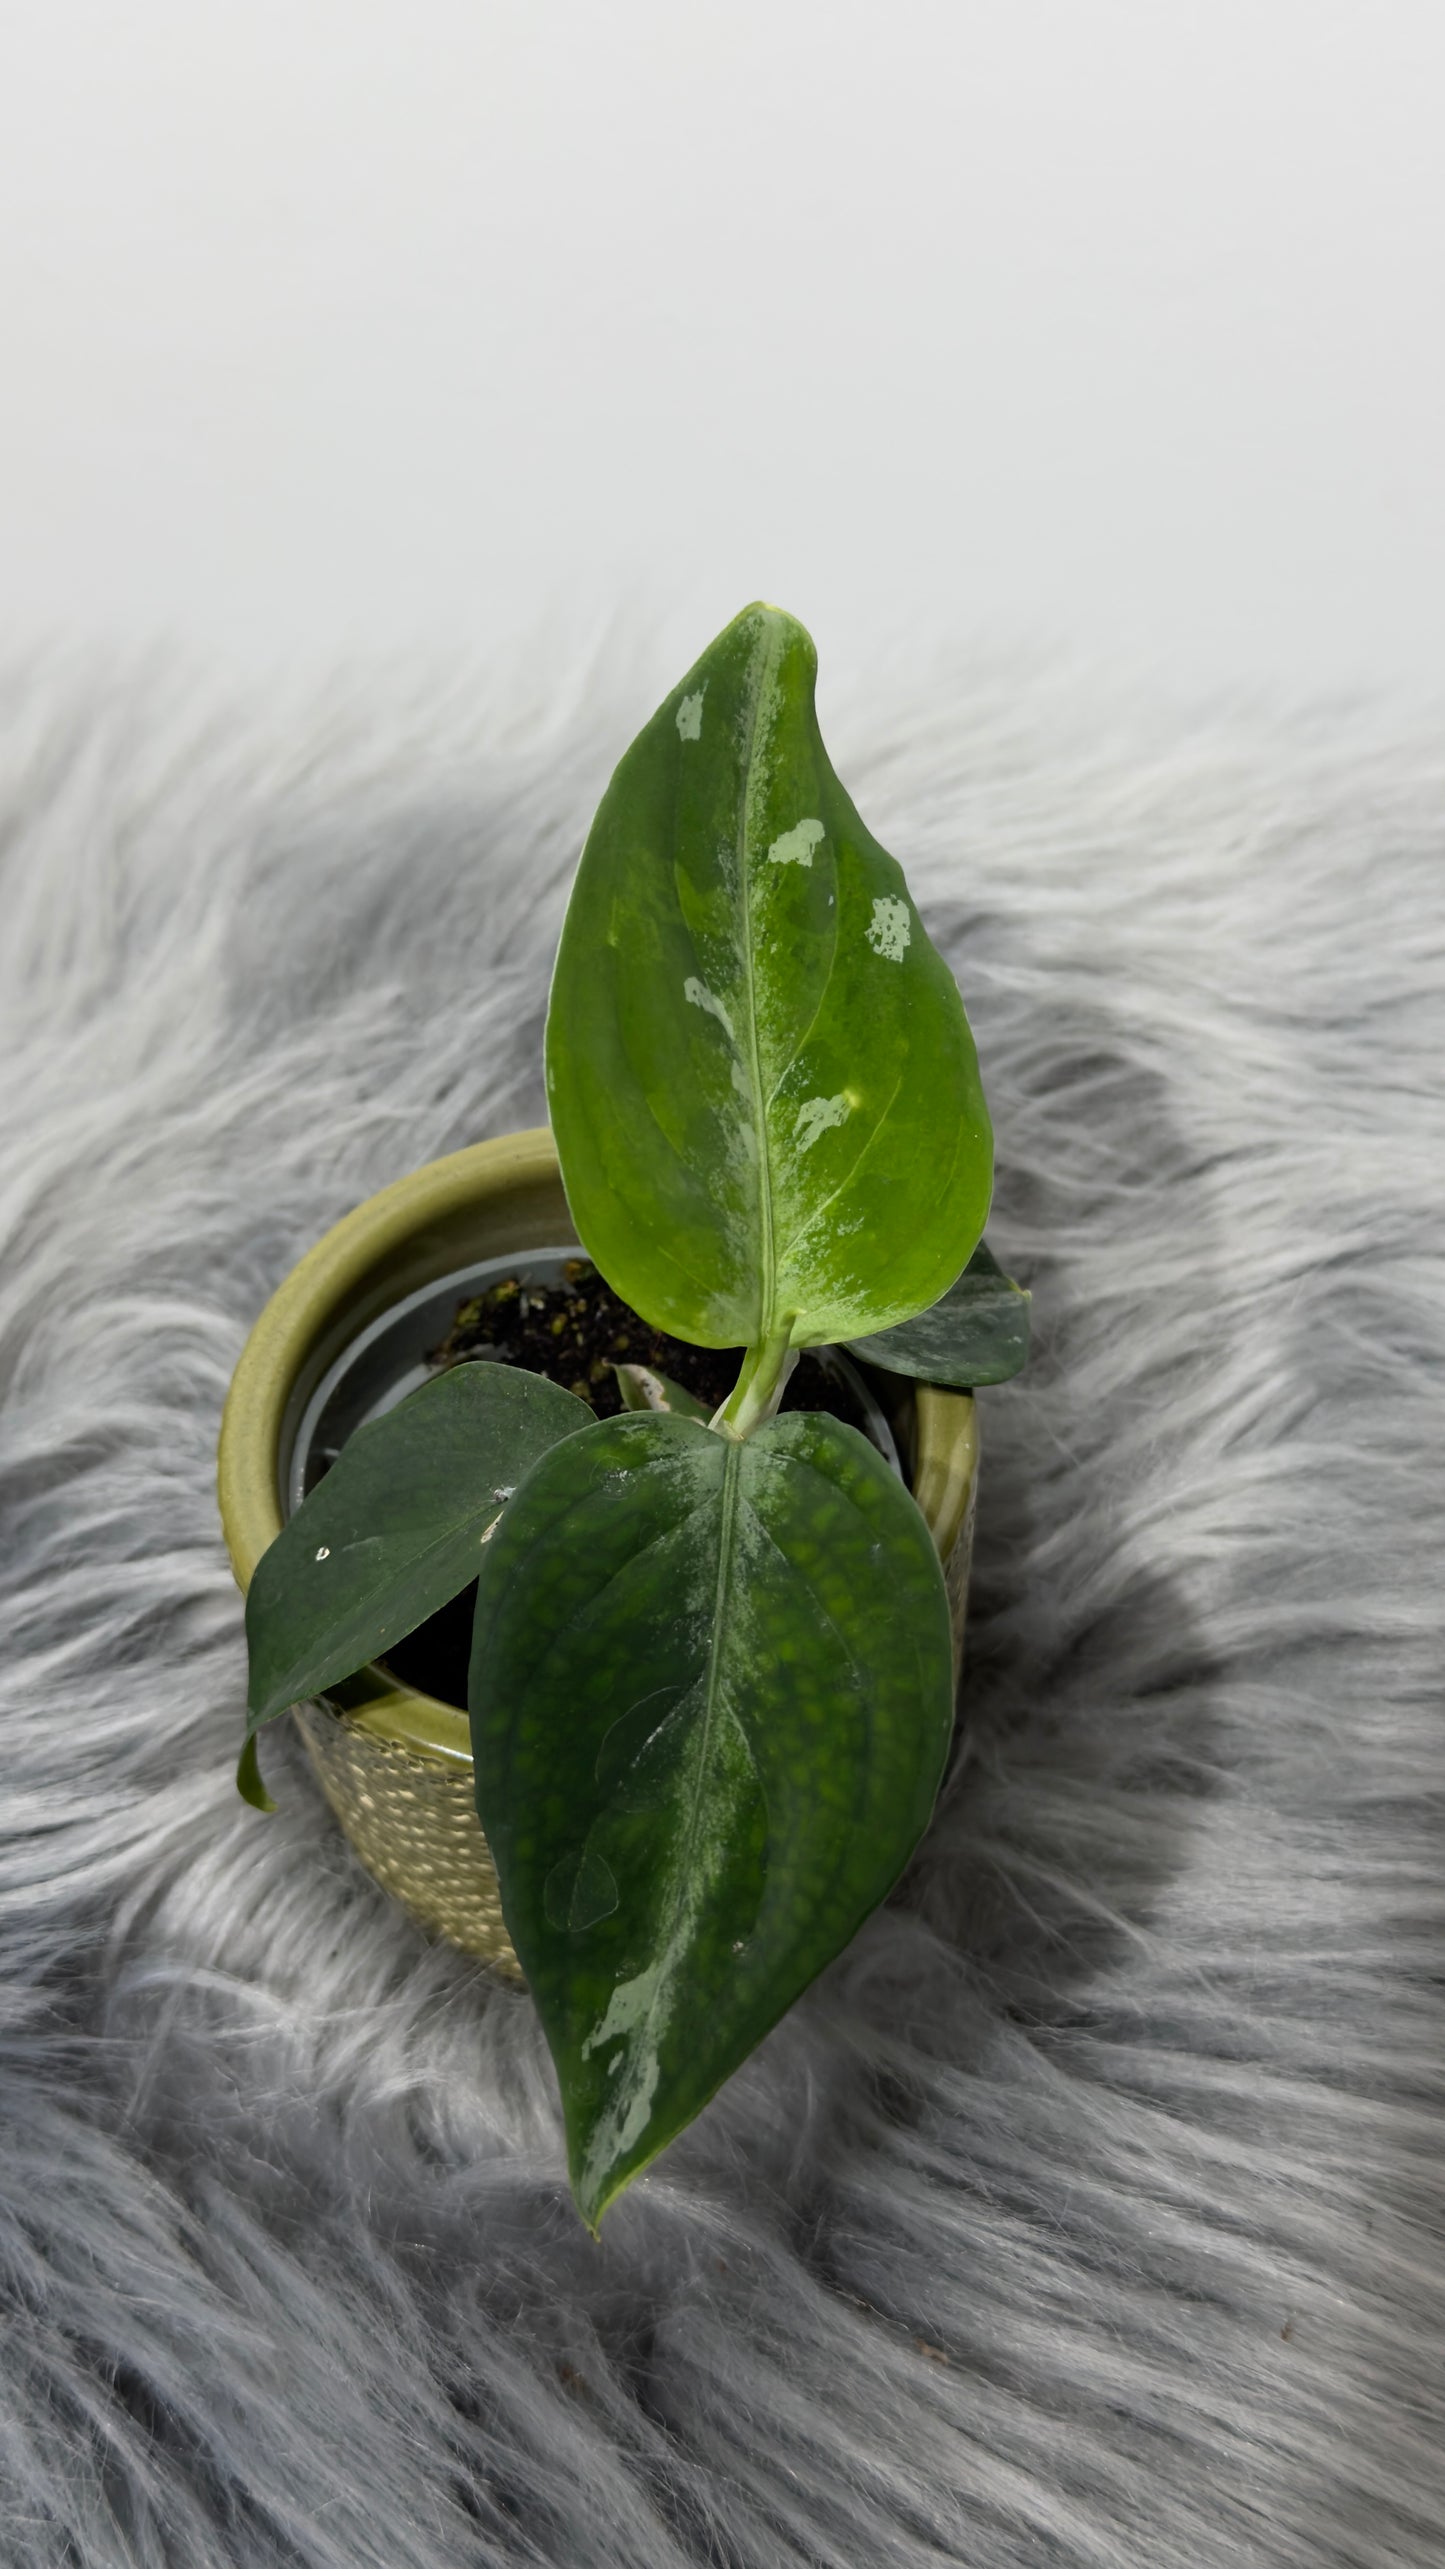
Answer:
711, 1323, 799, 1441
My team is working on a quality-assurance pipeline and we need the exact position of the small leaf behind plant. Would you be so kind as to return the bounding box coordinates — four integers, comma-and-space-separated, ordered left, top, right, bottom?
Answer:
546, 603, 992, 1354
847, 1239, 1031, 1386
469, 1407, 954, 2230
242, 1363, 593, 1757
612, 1361, 712, 1420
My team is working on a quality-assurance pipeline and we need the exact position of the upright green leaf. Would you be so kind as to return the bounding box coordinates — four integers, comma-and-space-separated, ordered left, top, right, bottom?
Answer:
243, 1363, 592, 1745
847, 1238, 1031, 1386
468, 1408, 954, 2229
545, 603, 992, 1353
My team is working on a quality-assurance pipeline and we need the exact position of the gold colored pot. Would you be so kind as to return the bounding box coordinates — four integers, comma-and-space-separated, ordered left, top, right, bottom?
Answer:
217, 1129, 979, 1973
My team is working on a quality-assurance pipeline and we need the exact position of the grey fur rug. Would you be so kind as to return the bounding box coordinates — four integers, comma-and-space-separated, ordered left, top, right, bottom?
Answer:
1, 646, 1442, 2569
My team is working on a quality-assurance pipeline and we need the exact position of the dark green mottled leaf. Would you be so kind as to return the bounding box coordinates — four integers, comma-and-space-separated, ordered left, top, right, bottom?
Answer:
242, 1363, 592, 1750
847, 1238, 1031, 1386
545, 603, 992, 1353
468, 1408, 954, 2229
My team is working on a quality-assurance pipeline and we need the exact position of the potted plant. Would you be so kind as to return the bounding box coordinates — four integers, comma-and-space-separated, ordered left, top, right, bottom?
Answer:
219, 603, 1029, 2232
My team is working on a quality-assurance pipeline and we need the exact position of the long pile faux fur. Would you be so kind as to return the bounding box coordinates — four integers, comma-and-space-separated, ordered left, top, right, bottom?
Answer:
1, 643, 1441, 2569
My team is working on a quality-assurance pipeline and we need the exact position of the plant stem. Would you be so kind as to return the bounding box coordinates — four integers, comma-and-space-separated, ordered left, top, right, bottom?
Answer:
712, 1324, 798, 1441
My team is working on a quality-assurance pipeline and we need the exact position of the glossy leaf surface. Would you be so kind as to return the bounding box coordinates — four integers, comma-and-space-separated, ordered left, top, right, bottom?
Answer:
468, 1407, 954, 2229
847, 1238, 1031, 1386
545, 603, 992, 1352
243, 1363, 592, 1738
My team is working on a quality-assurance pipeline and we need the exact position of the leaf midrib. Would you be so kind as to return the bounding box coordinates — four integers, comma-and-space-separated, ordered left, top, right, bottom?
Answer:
735, 616, 782, 1339
591, 1438, 745, 2108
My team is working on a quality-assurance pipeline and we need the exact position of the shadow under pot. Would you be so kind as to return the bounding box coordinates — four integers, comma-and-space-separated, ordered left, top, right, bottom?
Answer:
217, 1129, 980, 1976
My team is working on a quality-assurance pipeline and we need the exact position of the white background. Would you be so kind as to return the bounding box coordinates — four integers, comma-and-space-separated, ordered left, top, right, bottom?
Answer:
2, 0, 1443, 696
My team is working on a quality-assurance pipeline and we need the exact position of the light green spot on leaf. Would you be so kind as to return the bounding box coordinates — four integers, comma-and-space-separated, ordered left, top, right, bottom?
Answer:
768, 816, 824, 868
866, 895, 912, 960
793, 1092, 850, 1152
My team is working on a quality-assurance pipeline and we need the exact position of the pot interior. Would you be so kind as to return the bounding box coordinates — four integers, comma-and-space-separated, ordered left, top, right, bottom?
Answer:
287, 1246, 586, 1513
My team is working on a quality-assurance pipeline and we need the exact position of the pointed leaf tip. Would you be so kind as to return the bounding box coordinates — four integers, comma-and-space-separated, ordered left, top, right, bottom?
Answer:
236, 1732, 276, 1813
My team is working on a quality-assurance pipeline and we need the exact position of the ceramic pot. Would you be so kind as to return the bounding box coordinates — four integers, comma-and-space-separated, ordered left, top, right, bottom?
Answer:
217, 1129, 979, 1972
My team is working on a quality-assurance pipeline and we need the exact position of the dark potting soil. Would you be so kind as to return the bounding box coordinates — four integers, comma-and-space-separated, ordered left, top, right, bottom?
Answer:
424, 1260, 864, 1428
380, 1261, 872, 1709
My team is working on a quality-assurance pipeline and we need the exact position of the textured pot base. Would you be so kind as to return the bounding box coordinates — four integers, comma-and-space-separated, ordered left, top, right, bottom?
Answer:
294, 1702, 523, 1974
